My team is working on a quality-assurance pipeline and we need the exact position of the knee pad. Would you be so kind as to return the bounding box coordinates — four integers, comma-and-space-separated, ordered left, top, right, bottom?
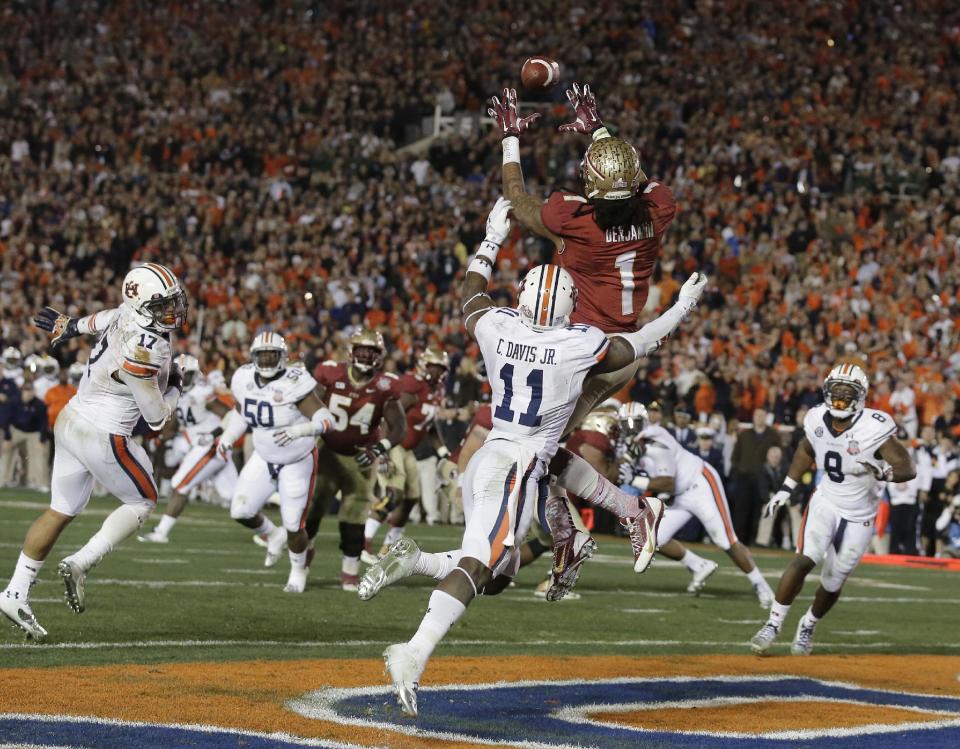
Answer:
229, 495, 254, 521
128, 500, 155, 526
339, 521, 364, 557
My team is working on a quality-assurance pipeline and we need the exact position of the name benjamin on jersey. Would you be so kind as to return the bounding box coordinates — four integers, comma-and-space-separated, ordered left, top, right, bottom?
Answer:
496, 339, 557, 365
605, 223, 654, 243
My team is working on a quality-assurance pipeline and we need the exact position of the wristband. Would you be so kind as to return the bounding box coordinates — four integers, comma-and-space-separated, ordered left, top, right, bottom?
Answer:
467, 256, 492, 281
378, 438, 392, 452
476, 239, 501, 263
502, 136, 520, 164
437, 445, 450, 460
781, 476, 798, 492
591, 126, 611, 142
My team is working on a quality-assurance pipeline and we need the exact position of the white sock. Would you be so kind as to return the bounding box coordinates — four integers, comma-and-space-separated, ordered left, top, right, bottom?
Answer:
557, 453, 639, 517
289, 549, 307, 568
364, 517, 382, 542
253, 517, 277, 537
413, 549, 464, 581
746, 567, 769, 588
384, 524, 404, 547
408, 589, 467, 666
679, 549, 706, 572
68, 505, 144, 572
768, 601, 790, 628
155, 514, 177, 537
342, 556, 360, 577
159, 478, 172, 498
801, 607, 820, 627
4, 552, 45, 600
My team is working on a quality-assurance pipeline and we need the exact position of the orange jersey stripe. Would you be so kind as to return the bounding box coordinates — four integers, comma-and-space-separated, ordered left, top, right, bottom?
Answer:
175, 447, 217, 491
300, 447, 319, 530
110, 435, 158, 501
702, 467, 737, 546
122, 359, 159, 378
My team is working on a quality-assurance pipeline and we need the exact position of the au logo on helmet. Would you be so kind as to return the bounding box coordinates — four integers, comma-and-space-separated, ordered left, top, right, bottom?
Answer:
124, 281, 139, 298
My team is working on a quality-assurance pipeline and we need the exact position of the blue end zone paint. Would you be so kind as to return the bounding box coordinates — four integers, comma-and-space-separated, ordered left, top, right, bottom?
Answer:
0, 716, 343, 749
323, 677, 960, 749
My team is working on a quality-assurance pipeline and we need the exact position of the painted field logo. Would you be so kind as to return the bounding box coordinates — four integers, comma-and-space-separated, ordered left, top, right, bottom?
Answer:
289, 675, 960, 749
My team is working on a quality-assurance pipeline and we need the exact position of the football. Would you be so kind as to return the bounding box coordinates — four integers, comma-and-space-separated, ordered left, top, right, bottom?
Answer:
521, 57, 561, 89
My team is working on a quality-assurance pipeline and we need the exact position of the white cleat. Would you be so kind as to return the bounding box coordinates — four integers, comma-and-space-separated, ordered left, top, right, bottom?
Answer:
264, 527, 287, 567
57, 559, 86, 614
791, 618, 816, 655
358, 537, 420, 601
252, 532, 269, 548
754, 582, 775, 610
359, 549, 380, 566
750, 621, 780, 655
283, 565, 308, 594
0, 593, 48, 640
686, 560, 719, 594
137, 530, 169, 544
384, 643, 422, 717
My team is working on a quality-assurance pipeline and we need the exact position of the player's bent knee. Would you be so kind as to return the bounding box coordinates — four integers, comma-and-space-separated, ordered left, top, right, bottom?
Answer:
339, 521, 364, 557
229, 497, 255, 521
126, 500, 155, 525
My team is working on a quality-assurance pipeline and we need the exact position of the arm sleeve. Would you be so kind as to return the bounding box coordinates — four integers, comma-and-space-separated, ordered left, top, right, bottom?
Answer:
117, 368, 173, 430
219, 408, 248, 447
616, 295, 696, 358
77, 308, 120, 335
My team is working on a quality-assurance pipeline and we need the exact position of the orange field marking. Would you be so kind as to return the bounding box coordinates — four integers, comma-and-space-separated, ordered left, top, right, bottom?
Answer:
1, 655, 958, 748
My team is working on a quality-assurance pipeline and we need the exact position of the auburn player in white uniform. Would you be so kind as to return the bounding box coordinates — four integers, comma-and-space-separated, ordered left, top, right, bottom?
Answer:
377, 197, 707, 716
1, 263, 187, 639
751, 362, 915, 656
138, 355, 237, 543
618, 403, 775, 607
216, 332, 333, 593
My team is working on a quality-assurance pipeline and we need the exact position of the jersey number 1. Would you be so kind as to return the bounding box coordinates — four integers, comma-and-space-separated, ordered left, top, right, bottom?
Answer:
494, 364, 543, 427
615, 250, 637, 316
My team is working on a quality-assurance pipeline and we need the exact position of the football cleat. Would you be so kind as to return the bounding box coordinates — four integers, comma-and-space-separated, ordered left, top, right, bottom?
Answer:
360, 549, 380, 566
358, 537, 420, 601
0, 593, 48, 640
546, 531, 596, 602
792, 618, 816, 656
534, 575, 580, 600
384, 643, 422, 717
264, 527, 287, 567
252, 532, 269, 548
622, 495, 664, 573
284, 565, 308, 594
57, 559, 86, 614
750, 621, 780, 655
340, 573, 359, 592
137, 530, 169, 544
754, 582, 775, 610
686, 560, 719, 594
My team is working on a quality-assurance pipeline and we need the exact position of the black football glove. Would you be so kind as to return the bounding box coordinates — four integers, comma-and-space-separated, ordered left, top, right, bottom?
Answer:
34, 307, 80, 348
356, 440, 389, 469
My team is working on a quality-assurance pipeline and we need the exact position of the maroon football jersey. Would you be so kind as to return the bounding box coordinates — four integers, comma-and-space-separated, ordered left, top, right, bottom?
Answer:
540, 181, 676, 333
450, 403, 493, 463
314, 361, 400, 456
395, 373, 445, 450
565, 427, 615, 461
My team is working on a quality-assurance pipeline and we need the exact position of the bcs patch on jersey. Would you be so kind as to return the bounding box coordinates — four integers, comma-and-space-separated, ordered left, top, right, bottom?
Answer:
3, 656, 959, 748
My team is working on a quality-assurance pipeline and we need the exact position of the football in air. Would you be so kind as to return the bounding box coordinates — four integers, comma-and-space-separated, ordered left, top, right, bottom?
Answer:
521, 57, 561, 89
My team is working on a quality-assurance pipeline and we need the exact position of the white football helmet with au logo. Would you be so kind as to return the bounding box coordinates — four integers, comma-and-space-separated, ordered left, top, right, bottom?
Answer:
823, 362, 869, 419
517, 264, 578, 330
250, 332, 287, 378
175, 354, 200, 390
122, 263, 187, 331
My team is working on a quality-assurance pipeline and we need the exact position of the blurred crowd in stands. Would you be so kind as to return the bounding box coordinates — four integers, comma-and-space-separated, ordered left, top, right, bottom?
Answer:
0, 0, 958, 552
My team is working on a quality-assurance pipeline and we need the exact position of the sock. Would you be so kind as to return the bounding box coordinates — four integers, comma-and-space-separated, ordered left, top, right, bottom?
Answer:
4, 553, 45, 600
384, 524, 404, 547
679, 549, 706, 572
159, 478, 172, 498
155, 514, 177, 537
289, 549, 307, 568
768, 601, 790, 628
413, 549, 464, 581
801, 607, 820, 627
68, 505, 144, 572
253, 517, 277, 537
746, 567, 769, 588
557, 453, 639, 517
545, 493, 576, 543
364, 517, 382, 543
408, 589, 467, 667
342, 556, 360, 577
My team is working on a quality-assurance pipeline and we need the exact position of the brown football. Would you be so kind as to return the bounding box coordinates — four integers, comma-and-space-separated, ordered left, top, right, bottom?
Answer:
521, 57, 561, 89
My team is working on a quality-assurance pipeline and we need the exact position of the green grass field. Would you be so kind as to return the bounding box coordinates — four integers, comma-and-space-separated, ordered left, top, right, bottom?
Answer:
2, 489, 960, 748
1, 489, 957, 668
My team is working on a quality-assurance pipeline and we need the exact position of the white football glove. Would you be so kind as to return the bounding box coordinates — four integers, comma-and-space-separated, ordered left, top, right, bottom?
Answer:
858, 460, 893, 482
215, 439, 231, 462
618, 460, 636, 486
485, 196, 512, 245
763, 489, 791, 517
679, 272, 708, 303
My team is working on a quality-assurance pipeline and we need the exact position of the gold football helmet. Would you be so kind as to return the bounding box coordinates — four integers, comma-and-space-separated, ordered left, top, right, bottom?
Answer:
350, 328, 385, 373
580, 410, 620, 440
417, 347, 450, 385
582, 137, 642, 200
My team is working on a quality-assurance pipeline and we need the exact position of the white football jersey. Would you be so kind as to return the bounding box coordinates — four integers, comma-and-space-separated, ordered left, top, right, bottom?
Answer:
230, 363, 317, 464
73, 306, 172, 435
176, 381, 222, 441
474, 308, 609, 461
637, 424, 704, 494
803, 403, 898, 521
